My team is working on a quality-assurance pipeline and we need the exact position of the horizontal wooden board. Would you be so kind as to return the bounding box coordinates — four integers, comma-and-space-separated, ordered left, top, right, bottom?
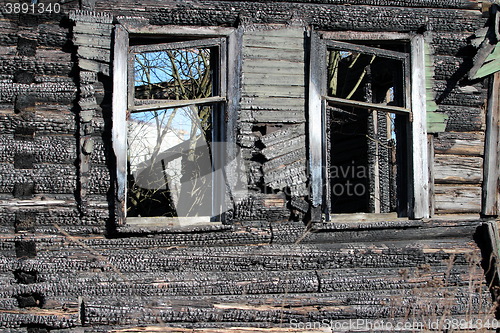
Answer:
73, 34, 112, 49
73, 22, 113, 36
245, 28, 305, 39
242, 61, 305, 75
77, 46, 111, 63
243, 46, 305, 62
241, 96, 305, 111
434, 132, 484, 156
434, 154, 483, 184
243, 72, 305, 86
434, 185, 482, 214
242, 85, 305, 98
243, 35, 304, 50
240, 110, 306, 123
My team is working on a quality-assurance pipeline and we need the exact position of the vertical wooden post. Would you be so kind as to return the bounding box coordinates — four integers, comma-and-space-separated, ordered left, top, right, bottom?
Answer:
112, 24, 129, 225
482, 72, 500, 216
410, 35, 430, 219
223, 28, 243, 222
308, 29, 325, 221
428, 134, 435, 216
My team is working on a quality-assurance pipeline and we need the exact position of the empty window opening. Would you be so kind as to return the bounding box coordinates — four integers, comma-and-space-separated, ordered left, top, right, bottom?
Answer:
126, 38, 225, 221
325, 42, 410, 216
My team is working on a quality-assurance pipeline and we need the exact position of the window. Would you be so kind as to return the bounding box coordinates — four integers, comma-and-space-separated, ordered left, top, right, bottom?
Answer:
308, 32, 430, 220
113, 24, 238, 226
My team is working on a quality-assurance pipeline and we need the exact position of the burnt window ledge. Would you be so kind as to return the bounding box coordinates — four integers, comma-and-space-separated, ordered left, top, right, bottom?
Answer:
111, 218, 489, 245
115, 220, 232, 235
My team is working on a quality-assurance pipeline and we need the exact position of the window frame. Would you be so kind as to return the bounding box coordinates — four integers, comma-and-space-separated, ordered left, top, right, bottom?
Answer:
308, 31, 430, 220
128, 37, 227, 112
112, 22, 238, 227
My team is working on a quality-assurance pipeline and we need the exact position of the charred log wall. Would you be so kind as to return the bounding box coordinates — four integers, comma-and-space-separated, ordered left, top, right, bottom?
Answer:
0, 0, 497, 331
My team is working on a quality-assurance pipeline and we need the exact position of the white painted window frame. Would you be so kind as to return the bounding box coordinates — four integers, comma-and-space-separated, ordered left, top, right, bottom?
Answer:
308, 30, 430, 220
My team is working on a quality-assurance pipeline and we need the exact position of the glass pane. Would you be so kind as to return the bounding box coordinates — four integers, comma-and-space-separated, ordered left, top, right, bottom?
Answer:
327, 49, 404, 106
127, 105, 213, 217
134, 48, 213, 103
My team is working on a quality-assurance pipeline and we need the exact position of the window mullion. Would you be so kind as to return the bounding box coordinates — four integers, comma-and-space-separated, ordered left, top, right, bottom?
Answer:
324, 96, 411, 115
129, 96, 226, 113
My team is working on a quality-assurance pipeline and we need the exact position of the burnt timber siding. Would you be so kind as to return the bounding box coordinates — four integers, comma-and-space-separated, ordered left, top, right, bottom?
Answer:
431, 30, 487, 215
238, 27, 308, 218
0, 0, 498, 332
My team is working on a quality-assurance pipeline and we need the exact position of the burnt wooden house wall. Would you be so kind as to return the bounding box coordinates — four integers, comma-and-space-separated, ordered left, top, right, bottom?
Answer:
0, 0, 499, 332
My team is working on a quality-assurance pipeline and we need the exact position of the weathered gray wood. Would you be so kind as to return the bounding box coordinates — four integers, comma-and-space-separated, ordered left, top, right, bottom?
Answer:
115, 21, 234, 37
244, 28, 305, 38
224, 27, 243, 222
410, 34, 430, 219
308, 30, 325, 211
131, 96, 226, 113
435, 185, 482, 213
77, 46, 111, 63
241, 85, 305, 98
434, 154, 483, 184
325, 96, 411, 115
78, 58, 110, 75
239, 110, 306, 123
242, 60, 305, 75
240, 96, 305, 111
131, 37, 225, 53
326, 39, 409, 60
73, 33, 112, 49
428, 134, 435, 216
73, 22, 113, 36
0, 3, 497, 333
112, 24, 128, 225
434, 132, 485, 156
242, 72, 305, 86
243, 47, 305, 62
482, 71, 500, 216
243, 35, 304, 50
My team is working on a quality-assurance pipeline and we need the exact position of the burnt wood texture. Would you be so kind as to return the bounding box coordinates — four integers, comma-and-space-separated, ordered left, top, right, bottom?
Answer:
0, 0, 498, 331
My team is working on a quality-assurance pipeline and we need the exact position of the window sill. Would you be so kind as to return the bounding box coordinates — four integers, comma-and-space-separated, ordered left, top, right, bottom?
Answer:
116, 217, 231, 235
